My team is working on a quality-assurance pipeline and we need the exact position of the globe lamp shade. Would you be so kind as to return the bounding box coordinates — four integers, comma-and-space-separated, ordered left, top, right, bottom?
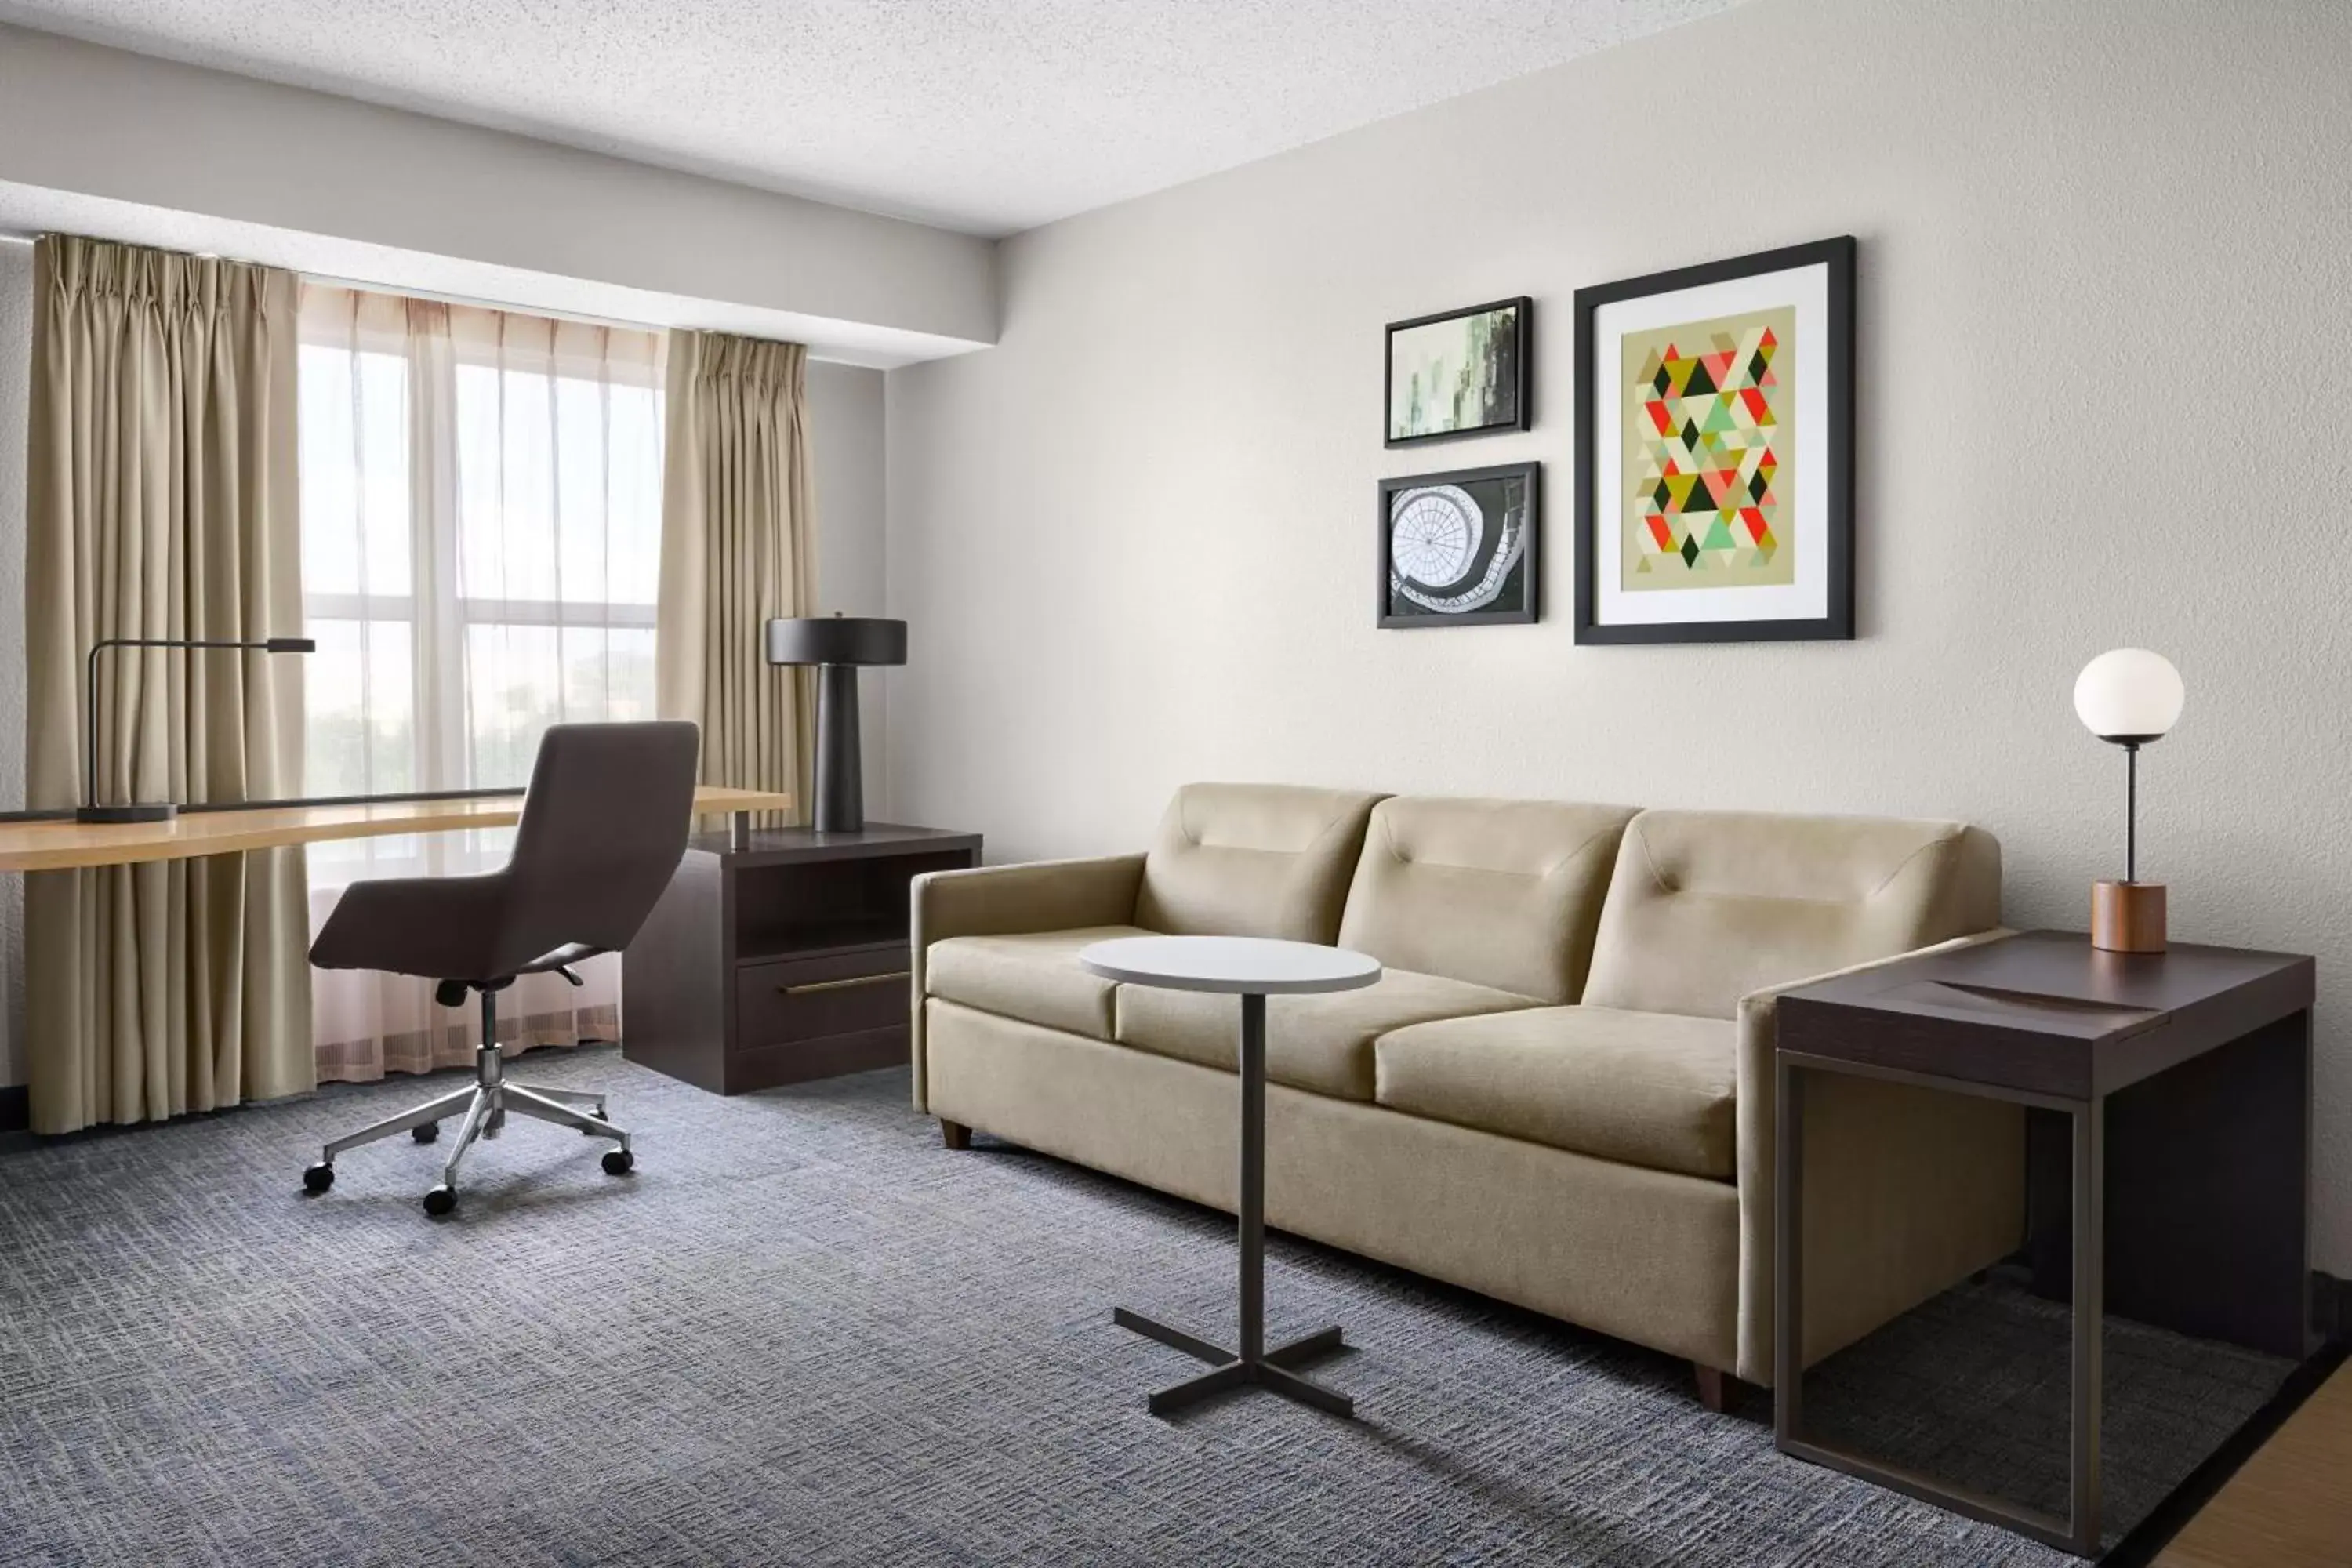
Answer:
2073, 648, 2184, 746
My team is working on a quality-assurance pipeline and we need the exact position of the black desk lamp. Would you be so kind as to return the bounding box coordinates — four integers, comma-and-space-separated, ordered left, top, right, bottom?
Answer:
764, 615, 906, 833
80, 635, 316, 823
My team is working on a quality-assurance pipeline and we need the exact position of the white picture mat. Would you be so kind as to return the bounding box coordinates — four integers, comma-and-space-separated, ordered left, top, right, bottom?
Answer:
1592, 262, 1831, 626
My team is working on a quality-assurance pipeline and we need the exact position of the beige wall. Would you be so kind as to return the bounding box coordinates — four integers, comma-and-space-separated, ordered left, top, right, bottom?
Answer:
883, 0, 2352, 1267
0, 251, 891, 1091
805, 361, 892, 814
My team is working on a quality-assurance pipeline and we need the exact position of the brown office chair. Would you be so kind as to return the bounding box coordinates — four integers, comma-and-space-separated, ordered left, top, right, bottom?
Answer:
301, 720, 702, 1216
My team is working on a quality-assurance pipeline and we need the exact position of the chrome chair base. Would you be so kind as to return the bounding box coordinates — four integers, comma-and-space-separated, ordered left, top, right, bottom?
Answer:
302, 1034, 633, 1216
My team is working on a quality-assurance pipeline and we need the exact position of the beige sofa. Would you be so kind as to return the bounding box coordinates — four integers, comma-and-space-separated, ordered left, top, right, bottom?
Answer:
910, 784, 2021, 1399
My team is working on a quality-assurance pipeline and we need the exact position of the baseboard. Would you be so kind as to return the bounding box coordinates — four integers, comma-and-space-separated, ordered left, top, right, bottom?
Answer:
0, 1084, 25, 1134
2313, 1269, 2351, 1343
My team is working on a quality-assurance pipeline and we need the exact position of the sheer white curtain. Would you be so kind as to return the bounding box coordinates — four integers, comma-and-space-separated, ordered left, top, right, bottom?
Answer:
296, 285, 666, 1081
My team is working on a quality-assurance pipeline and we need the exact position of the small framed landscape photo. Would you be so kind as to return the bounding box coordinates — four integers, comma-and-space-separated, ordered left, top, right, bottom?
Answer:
1377, 462, 1540, 628
1573, 236, 1854, 644
1385, 297, 1530, 447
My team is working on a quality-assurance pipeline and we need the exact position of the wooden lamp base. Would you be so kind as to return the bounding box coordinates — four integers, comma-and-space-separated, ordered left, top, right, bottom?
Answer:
2091, 880, 2166, 953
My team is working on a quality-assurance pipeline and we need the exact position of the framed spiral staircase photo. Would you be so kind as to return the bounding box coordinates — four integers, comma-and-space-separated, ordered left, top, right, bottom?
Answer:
1376, 461, 1541, 628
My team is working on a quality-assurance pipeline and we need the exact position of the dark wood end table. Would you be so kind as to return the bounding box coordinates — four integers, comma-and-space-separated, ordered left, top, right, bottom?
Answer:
1773, 929, 2315, 1556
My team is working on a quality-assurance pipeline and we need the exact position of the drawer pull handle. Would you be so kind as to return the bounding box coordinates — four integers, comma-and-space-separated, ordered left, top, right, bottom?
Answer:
780, 971, 909, 996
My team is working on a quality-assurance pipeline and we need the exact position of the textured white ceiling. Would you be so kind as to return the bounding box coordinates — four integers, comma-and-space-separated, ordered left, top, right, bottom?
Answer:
0, 0, 1739, 237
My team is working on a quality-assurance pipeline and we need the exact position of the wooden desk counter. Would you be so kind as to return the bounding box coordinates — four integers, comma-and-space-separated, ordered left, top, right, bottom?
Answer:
0, 786, 796, 872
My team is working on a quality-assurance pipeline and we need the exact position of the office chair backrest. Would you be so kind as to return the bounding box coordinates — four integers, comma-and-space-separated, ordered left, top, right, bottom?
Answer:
502, 720, 702, 964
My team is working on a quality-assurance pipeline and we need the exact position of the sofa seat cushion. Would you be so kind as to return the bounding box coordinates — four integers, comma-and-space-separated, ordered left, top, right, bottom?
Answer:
1115, 969, 1537, 1101
1374, 1006, 1737, 1179
925, 926, 1156, 1040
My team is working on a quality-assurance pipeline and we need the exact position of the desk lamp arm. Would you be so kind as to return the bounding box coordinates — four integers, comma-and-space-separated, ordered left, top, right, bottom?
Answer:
81, 636, 316, 811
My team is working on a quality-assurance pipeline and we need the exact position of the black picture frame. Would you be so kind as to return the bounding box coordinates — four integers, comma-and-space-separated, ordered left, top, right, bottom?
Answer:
1377, 461, 1541, 629
1384, 296, 1532, 448
1572, 237, 1854, 645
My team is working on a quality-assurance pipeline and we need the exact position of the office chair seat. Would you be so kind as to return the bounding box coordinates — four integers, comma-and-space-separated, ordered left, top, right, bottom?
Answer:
300, 721, 702, 1217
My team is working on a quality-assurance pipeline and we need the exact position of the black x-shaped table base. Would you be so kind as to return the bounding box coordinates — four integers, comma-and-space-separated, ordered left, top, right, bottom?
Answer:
1114, 1308, 1353, 1417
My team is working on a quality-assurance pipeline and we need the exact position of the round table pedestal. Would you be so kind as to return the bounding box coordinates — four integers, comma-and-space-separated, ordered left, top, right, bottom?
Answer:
1111, 993, 1353, 1417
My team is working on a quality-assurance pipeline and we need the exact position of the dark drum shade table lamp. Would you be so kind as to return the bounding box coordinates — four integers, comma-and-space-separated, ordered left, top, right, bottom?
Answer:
764, 615, 907, 833
80, 634, 316, 823
2073, 646, 2185, 953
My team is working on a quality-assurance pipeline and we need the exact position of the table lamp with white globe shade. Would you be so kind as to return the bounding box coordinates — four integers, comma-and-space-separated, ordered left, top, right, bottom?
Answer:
2074, 648, 2185, 953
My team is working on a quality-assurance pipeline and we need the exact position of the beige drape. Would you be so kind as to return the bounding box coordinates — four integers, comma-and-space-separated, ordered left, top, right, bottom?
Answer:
655, 330, 815, 811
24, 236, 311, 1134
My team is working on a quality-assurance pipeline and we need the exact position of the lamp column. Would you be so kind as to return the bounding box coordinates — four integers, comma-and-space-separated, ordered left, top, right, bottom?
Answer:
814, 661, 864, 834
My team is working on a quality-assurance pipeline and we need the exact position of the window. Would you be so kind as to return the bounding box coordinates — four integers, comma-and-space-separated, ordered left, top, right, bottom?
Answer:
298, 289, 663, 807
296, 285, 666, 1078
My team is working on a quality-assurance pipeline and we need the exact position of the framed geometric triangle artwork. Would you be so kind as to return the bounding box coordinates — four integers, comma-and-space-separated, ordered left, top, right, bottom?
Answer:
1573, 237, 1855, 644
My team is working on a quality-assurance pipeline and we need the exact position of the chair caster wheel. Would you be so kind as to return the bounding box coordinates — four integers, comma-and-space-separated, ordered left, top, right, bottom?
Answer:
412, 1121, 439, 1144
601, 1149, 634, 1176
423, 1185, 458, 1217
303, 1163, 335, 1193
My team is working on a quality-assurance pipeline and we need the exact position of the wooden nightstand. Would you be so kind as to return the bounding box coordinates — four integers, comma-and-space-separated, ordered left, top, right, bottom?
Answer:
1773, 930, 2316, 1557
622, 822, 981, 1094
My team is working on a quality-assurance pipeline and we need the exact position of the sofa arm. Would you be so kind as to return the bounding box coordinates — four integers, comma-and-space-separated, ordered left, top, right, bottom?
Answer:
908, 854, 1148, 1108
1733, 929, 2016, 1385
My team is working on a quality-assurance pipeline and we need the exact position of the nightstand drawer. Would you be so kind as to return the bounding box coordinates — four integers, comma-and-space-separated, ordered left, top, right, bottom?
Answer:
735, 951, 909, 1047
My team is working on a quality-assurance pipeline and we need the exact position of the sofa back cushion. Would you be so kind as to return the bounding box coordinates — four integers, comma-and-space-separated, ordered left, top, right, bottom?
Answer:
1581, 808, 2001, 1019
1133, 783, 1385, 942
1336, 797, 1637, 1002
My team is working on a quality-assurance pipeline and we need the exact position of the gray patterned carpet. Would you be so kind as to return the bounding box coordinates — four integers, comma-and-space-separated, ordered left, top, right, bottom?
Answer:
0, 1047, 2288, 1566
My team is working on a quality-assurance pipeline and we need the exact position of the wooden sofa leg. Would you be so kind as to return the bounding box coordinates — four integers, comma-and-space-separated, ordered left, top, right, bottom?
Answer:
1693, 1364, 1741, 1414
939, 1118, 972, 1151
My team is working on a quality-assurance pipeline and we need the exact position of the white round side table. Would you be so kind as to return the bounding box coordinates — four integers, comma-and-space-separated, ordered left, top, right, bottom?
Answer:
1079, 934, 1381, 1418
